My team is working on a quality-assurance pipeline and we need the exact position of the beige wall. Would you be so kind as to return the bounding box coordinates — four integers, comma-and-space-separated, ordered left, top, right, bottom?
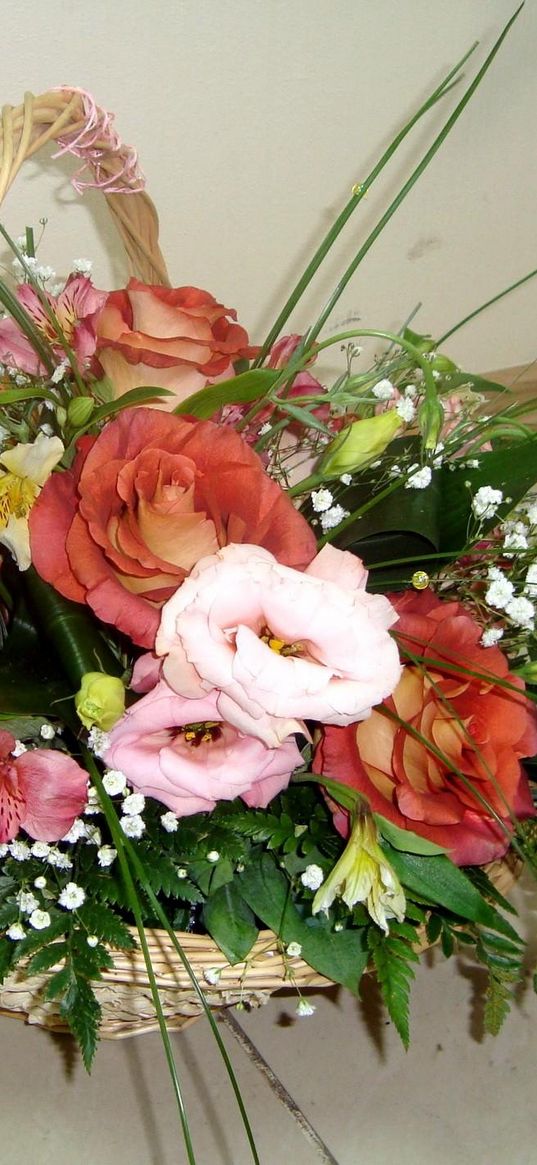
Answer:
1, 0, 536, 377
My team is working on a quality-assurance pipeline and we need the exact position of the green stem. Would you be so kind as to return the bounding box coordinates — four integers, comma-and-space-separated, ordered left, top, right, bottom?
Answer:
85, 753, 198, 1165
301, 7, 523, 351
437, 267, 537, 346
254, 43, 476, 364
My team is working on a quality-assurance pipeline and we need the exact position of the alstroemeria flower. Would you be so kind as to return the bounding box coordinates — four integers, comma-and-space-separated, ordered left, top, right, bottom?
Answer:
0, 730, 88, 843
0, 275, 107, 374
312, 811, 406, 933
156, 542, 401, 747
104, 676, 302, 816
0, 433, 64, 569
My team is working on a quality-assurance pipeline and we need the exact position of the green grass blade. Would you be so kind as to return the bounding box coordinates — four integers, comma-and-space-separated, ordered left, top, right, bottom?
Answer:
437, 266, 537, 345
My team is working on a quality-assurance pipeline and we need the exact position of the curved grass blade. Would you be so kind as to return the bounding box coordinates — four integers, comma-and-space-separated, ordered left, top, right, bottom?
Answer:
437, 266, 537, 346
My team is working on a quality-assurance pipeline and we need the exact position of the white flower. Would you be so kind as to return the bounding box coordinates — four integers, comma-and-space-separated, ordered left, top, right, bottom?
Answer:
87, 727, 111, 758
177, 867, 188, 879
207, 850, 220, 863
286, 942, 302, 958
301, 864, 325, 891
84, 824, 102, 847
62, 818, 88, 844
86, 934, 99, 948
395, 397, 416, 423
121, 814, 145, 839
50, 360, 69, 385
485, 576, 515, 611
29, 909, 51, 930
97, 845, 117, 868
11, 740, 27, 757
320, 505, 349, 531
503, 531, 528, 556
161, 812, 179, 833
471, 486, 503, 521
525, 502, 537, 526
257, 422, 272, 437
372, 379, 394, 401
404, 383, 418, 399
524, 563, 537, 598
6, 923, 26, 941
122, 792, 145, 816
406, 465, 432, 490
296, 999, 316, 1017
102, 769, 128, 795
39, 724, 55, 740
8, 840, 31, 861
33, 876, 47, 890
0, 843, 9, 858
204, 967, 222, 986
47, 848, 73, 870
505, 596, 535, 630
480, 627, 504, 647
339, 473, 353, 485
30, 841, 50, 859
72, 258, 93, 274
312, 814, 405, 934
16, 890, 39, 915
58, 882, 86, 910
0, 433, 64, 569
311, 488, 334, 513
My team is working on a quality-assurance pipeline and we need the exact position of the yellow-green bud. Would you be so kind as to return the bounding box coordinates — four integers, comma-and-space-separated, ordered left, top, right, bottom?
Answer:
429, 353, 457, 374
67, 396, 95, 427
320, 411, 401, 476
418, 396, 444, 451
75, 672, 126, 731
514, 661, 537, 685
55, 405, 67, 427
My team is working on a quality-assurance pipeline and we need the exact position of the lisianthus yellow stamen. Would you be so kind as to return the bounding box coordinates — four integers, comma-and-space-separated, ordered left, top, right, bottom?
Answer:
0, 433, 64, 569
312, 810, 406, 934
181, 721, 222, 746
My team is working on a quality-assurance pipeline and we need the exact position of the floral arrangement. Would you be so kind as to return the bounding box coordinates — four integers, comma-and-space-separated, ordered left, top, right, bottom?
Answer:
0, 12, 536, 1162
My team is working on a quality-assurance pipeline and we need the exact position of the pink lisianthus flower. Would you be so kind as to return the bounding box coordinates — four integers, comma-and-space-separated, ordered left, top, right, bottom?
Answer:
0, 730, 88, 843
156, 543, 402, 747
104, 676, 302, 816
0, 275, 107, 374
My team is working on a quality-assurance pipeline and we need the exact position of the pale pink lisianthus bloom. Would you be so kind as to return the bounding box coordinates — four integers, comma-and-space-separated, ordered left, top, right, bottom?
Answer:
0, 730, 88, 843
104, 678, 302, 816
156, 543, 402, 747
0, 275, 107, 374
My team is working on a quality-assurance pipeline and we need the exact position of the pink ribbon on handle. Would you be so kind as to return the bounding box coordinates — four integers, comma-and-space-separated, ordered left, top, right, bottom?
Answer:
52, 87, 146, 195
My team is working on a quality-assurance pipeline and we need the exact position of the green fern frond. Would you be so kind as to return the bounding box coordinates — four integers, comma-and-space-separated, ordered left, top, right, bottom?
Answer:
367, 924, 418, 1048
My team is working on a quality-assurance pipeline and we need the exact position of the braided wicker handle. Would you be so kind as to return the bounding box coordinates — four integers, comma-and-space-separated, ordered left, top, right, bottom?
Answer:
0, 88, 170, 286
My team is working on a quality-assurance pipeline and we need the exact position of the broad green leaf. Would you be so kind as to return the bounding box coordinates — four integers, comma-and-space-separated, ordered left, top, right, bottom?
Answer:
203, 881, 258, 965
174, 369, 279, 419
374, 816, 447, 856
0, 385, 59, 405
437, 436, 537, 553
90, 384, 175, 422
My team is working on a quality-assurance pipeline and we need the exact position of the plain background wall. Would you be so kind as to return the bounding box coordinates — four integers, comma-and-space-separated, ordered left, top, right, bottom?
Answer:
0, 0, 535, 378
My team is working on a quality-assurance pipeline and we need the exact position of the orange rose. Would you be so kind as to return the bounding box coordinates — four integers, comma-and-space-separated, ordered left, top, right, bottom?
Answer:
29, 407, 316, 649
315, 591, 537, 865
95, 279, 256, 410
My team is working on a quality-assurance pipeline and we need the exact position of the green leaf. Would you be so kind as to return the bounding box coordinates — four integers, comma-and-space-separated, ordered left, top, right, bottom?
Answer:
0, 938, 16, 981
173, 369, 279, 419
60, 974, 101, 1072
437, 437, 537, 554
0, 901, 20, 928
203, 881, 258, 965
367, 925, 416, 1048
375, 816, 446, 856
76, 902, 136, 950
13, 914, 68, 961
239, 853, 368, 991
45, 965, 73, 1001
27, 942, 69, 974
89, 384, 175, 422
381, 845, 519, 939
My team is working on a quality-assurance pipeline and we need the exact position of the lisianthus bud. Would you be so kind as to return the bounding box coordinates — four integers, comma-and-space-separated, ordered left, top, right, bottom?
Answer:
75, 672, 126, 731
418, 396, 444, 450
320, 411, 401, 476
67, 396, 95, 427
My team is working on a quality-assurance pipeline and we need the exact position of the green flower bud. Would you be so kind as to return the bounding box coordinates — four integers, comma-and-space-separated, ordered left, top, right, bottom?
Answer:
320, 411, 401, 476
67, 396, 95, 427
75, 672, 126, 731
429, 353, 457, 374
418, 396, 444, 451
55, 406, 67, 427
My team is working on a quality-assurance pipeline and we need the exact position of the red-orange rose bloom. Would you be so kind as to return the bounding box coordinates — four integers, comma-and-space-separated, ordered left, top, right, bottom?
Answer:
29, 407, 316, 649
315, 591, 537, 865
95, 279, 256, 410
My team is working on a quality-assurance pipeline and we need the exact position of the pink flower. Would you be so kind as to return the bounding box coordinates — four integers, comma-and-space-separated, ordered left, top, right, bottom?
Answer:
0, 730, 88, 843
156, 543, 402, 747
104, 677, 302, 816
0, 275, 107, 374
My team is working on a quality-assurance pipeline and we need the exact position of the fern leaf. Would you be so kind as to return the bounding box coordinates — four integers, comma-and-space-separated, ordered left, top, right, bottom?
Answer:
367, 925, 416, 1049
60, 975, 101, 1072
484, 970, 517, 1036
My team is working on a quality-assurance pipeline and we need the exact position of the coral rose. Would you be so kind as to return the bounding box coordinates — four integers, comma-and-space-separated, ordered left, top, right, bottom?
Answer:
104, 676, 302, 816
28, 407, 316, 648
0, 730, 88, 843
156, 543, 401, 747
95, 279, 256, 410
315, 591, 537, 865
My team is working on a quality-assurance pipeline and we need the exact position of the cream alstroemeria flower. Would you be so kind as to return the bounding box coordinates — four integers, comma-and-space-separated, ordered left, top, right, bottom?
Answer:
0, 433, 64, 569
312, 811, 406, 934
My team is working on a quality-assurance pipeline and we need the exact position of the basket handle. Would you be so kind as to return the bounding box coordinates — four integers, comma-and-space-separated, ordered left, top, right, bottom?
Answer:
0, 88, 170, 287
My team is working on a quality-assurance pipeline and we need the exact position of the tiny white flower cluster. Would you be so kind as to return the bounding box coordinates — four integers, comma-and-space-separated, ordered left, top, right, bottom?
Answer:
395, 397, 416, 423
371, 378, 394, 401
405, 465, 432, 490
320, 504, 350, 532
301, 864, 324, 891
471, 485, 503, 521
311, 488, 333, 513
12, 254, 56, 283
485, 566, 535, 630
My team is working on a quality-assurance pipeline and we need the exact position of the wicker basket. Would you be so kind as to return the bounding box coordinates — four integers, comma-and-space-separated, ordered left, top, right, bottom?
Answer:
0, 89, 523, 1039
